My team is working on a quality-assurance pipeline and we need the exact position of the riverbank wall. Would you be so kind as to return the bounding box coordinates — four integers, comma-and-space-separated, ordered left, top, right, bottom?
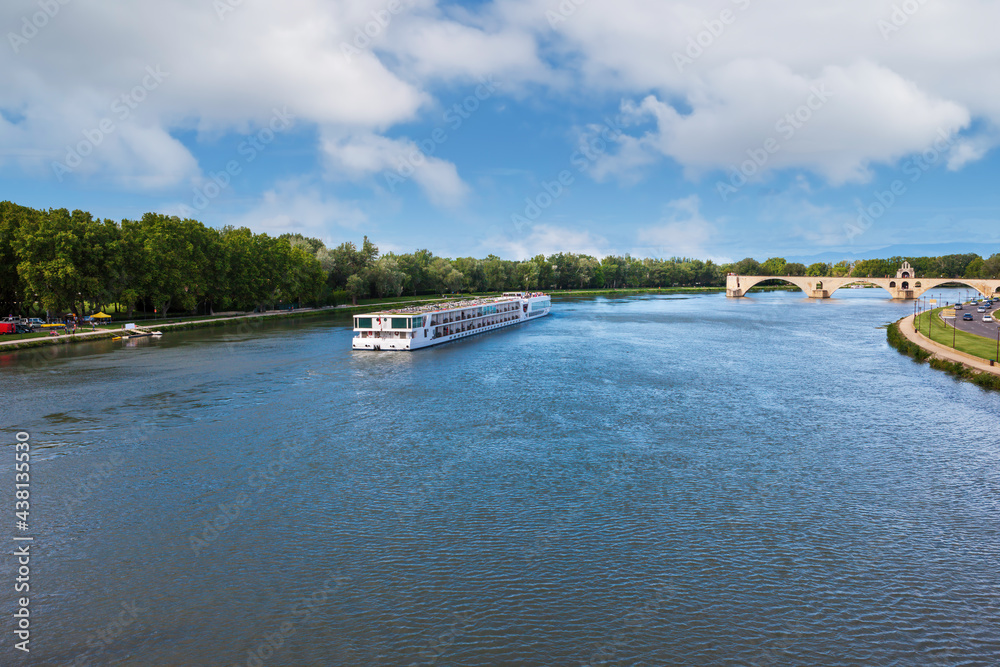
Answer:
889, 314, 1000, 390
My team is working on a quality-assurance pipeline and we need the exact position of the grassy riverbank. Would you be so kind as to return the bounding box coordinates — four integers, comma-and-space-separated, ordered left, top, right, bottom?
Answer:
887, 316, 1000, 391
1, 287, 735, 354
912, 308, 1000, 361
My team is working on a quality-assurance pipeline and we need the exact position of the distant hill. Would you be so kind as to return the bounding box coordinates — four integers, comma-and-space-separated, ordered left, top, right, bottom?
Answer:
784, 243, 1000, 265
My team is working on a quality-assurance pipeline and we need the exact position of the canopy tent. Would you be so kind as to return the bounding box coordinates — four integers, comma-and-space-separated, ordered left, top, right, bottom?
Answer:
90, 312, 112, 320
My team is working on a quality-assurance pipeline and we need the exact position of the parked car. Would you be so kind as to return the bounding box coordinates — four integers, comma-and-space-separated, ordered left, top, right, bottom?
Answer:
963, 313, 974, 321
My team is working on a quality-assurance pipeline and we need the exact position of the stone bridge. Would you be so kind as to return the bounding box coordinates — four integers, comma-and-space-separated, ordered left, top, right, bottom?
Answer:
726, 268, 1000, 300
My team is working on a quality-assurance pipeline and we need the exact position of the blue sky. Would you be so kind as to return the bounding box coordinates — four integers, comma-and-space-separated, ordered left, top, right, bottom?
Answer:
2, 0, 998, 262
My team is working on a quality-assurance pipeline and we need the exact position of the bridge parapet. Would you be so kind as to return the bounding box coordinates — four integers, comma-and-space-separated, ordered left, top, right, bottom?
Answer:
725, 272, 1000, 300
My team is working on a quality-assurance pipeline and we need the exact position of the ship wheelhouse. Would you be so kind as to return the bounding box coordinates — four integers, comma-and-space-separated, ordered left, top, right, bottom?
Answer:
352, 292, 550, 351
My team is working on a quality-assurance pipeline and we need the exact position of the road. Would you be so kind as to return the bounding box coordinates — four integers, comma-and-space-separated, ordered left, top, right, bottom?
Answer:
939, 301, 1000, 339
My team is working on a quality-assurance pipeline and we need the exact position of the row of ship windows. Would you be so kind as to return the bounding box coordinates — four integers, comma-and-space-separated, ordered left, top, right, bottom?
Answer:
355, 301, 546, 331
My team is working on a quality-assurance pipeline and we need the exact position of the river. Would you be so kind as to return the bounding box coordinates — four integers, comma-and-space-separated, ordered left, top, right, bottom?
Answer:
2, 289, 999, 665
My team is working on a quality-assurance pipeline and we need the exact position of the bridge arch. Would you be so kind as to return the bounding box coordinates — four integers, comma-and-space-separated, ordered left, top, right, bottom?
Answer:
825, 280, 894, 297
911, 279, 992, 299
732, 275, 817, 295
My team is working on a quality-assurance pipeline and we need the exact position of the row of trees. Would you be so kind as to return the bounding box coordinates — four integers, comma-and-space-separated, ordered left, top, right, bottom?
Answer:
0, 202, 324, 318
331, 251, 728, 299
3, 200, 999, 317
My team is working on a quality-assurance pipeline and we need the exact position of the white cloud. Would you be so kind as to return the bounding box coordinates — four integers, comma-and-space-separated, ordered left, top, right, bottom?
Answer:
636, 195, 719, 259
487, 223, 611, 259
321, 130, 468, 207
3, 0, 1000, 207
512, 0, 1000, 181
593, 61, 970, 185
0, 0, 429, 189
218, 179, 368, 243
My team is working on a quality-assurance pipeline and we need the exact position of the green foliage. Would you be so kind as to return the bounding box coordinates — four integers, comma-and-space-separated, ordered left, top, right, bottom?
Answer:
1, 202, 327, 317
886, 321, 931, 361
4, 199, 1000, 320
887, 319, 1000, 392
734, 257, 761, 276
784, 262, 806, 276
760, 257, 787, 275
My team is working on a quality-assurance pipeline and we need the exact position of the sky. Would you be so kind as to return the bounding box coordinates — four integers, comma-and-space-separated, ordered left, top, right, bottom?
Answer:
1, 0, 998, 262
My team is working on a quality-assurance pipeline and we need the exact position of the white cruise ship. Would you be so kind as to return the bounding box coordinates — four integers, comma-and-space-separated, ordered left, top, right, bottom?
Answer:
352, 292, 551, 351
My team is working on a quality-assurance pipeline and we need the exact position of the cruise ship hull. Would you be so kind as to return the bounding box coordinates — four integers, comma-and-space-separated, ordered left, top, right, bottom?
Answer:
352, 294, 551, 351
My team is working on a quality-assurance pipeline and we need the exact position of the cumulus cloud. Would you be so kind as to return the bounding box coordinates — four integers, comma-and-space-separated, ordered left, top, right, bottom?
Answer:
0, 0, 429, 189
487, 223, 611, 259
321, 130, 468, 207
219, 178, 368, 242
517, 0, 999, 181
594, 61, 970, 185
3, 0, 1000, 215
636, 195, 718, 259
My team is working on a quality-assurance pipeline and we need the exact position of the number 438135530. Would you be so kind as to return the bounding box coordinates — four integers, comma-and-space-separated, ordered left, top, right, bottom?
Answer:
15, 440, 30, 520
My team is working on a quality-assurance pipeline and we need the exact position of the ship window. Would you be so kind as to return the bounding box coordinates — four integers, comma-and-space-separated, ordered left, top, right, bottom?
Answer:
391, 318, 408, 329
412, 316, 422, 328
357, 317, 372, 329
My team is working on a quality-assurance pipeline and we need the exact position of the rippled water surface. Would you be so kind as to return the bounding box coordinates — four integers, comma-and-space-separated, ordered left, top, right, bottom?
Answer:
3, 290, 999, 665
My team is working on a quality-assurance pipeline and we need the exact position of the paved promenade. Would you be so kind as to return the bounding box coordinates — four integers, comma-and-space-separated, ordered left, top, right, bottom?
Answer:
898, 314, 1000, 377
0, 298, 456, 350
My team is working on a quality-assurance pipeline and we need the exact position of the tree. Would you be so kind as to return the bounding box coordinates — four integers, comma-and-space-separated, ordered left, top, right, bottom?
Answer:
964, 256, 985, 279
13, 207, 106, 316
784, 262, 806, 276
760, 257, 787, 275
983, 254, 1000, 278
806, 262, 830, 277
0, 202, 29, 314
140, 214, 200, 317
346, 273, 368, 305
734, 258, 762, 275
831, 260, 850, 277
372, 256, 406, 298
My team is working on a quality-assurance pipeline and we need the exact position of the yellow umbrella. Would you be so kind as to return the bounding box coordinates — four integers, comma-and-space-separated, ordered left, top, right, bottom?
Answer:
90, 311, 112, 320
